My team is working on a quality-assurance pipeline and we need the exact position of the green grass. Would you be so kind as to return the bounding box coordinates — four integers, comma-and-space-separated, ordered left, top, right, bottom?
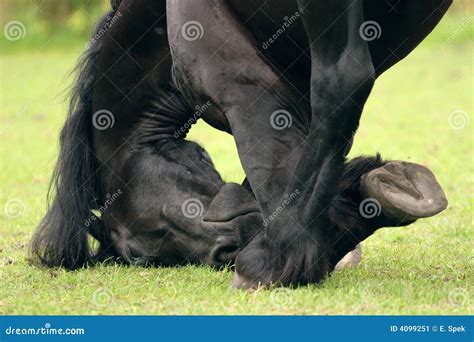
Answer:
0, 13, 473, 315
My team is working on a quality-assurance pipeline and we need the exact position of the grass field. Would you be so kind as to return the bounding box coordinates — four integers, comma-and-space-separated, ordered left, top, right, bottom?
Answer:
0, 12, 472, 315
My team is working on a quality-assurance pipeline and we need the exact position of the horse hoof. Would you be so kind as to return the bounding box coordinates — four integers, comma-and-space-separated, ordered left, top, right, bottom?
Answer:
334, 244, 362, 271
363, 161, 448, 222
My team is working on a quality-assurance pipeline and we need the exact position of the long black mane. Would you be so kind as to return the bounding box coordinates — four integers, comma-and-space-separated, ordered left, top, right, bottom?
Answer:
31, 3, 122, 269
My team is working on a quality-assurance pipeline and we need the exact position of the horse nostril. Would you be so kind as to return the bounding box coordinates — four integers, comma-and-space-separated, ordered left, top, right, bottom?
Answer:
210, 236, 240, 267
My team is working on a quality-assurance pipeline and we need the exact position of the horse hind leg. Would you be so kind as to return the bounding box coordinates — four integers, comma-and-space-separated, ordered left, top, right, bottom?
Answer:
365, 0, 453, 76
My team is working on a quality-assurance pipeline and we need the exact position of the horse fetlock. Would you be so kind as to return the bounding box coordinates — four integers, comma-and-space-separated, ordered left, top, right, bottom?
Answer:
234, 227, 333, 288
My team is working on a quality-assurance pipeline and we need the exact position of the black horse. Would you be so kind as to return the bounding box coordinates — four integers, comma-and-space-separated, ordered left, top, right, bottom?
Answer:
32, 0, 451, 288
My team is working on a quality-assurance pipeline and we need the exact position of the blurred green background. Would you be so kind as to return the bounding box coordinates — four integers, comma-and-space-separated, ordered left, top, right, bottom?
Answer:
1, 0, 112, 51
0, 1, 472, 314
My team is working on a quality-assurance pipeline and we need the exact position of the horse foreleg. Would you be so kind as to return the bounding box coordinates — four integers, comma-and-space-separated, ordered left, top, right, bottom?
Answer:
239, 0, 379, 287
239, 153, 448, 272
329, 156, 448, 269
239, 0, 378, 287
167, 0, 321, 287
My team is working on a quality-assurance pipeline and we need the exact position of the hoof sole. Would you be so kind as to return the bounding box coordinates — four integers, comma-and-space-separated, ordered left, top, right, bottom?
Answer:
363, 161, 448, 221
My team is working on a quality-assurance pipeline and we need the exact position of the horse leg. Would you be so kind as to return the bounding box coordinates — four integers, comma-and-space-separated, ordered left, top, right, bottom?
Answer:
166, 0, 386, 287
365, 0, 453, 76
328, 0, 455, 271
329, 0, 453, 271
234, 0, 384, 287
277, 0, 380, 286
330, 155, 447, 269
238, 153, 447, 276
167, 0, 447, 287
167, 1, 310, 224
240, 151, 447, 273
168, 0, 323, 285
270, 0, 450, 282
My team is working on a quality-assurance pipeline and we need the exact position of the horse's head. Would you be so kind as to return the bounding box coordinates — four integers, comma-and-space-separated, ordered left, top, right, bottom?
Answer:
150, 140, 262, 267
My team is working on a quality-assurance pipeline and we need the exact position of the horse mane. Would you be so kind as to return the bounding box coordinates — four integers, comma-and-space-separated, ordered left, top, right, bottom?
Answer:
30, 3, 121, 270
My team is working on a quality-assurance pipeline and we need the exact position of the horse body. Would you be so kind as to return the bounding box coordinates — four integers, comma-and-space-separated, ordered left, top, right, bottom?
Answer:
32, 0, 451, 288
166, 0, 450, 286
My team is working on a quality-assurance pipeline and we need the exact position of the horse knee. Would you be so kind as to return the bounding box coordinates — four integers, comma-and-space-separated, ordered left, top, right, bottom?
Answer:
312, 55, 375, 116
